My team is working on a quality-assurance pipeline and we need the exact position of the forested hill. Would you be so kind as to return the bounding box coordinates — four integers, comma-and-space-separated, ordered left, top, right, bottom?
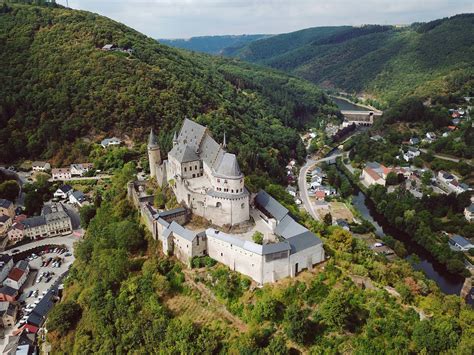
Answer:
0, 3, 337, 179
159, 34, 270, 54
225, 15, 474, 105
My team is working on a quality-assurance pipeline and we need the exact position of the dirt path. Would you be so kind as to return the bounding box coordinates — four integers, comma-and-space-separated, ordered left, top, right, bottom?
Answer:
182, 270, 247, 332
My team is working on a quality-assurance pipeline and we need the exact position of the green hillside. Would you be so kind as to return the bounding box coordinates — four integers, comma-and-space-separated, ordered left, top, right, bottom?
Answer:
226, 16, 474, 105
159, 34, 270, 55
0, 3, 336, 181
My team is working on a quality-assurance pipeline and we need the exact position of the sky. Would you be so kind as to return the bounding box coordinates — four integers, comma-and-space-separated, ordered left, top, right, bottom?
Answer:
64, 0, 474, 38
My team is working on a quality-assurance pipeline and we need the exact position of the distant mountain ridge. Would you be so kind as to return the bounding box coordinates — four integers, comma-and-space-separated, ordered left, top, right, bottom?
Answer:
221, 15, 474, 105
159, 34, 271, 54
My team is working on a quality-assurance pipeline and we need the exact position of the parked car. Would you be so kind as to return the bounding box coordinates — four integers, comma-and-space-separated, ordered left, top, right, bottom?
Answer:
27, 290, 33, 298
12, 249, 20, 253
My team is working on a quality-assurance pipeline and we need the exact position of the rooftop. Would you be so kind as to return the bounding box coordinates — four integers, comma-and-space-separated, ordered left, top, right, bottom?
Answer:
0, 198, 13, 209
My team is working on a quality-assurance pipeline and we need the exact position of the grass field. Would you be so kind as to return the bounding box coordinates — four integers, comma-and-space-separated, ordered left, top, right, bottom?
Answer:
329, 201, 354, 222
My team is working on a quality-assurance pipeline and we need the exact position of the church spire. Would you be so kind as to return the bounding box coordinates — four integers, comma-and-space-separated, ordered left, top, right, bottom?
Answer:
223, 131, 227, 148
148, 128, 158, 147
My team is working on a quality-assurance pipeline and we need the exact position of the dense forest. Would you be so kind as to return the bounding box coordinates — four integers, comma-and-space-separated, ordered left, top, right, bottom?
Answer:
159, 34, 270, 55
0, 3, 338, 182
47, 163, 474, 353
222, 16, 474, 105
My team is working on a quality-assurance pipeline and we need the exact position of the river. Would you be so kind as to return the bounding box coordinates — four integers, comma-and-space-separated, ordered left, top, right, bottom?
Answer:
327, 99, 471, 301
331, 96, 370, 111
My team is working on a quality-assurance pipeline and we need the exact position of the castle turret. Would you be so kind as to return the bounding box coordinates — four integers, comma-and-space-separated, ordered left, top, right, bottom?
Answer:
172, 131, 178, 147
148, 129, 161, 178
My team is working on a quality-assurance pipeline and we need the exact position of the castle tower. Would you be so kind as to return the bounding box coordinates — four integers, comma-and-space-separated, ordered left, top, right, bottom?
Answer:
148, 129, 161, 178
172, 131, 178, 147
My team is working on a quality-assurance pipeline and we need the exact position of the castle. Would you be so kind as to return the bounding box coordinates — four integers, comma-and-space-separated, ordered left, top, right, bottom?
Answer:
149, 118, 249, 227
129, 118, 325, 284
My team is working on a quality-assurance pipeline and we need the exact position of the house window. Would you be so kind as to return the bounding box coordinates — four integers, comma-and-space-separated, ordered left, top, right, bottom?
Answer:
195, 165, 197, 170
216, 202, 222, 208
221, 253, 223, 257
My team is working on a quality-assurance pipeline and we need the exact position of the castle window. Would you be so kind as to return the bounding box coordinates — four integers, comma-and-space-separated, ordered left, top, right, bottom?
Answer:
184, 167, 187, 172
189, 166, 192, 171
216, 202, 222, 208
231, 189, 234, 193
195, 165, 197, 170
221, 253, 223, 257
217, 179, 220, 183
192, 174, 196, 178
224, 180, 228, 183
241, 203, 245, 209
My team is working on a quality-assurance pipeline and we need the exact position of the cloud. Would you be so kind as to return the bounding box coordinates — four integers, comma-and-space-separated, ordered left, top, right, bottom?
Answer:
64, 0, 474, 38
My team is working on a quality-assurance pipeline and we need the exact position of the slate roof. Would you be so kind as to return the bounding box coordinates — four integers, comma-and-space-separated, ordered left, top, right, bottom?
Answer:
167, 221, 197, 242
71, 191, 86, 202
451, 235, 473, 248
255, 190, 289, 222
466, 204, 474, 213
157, 207, 186, 219
275, 214, 308, 239
215, 153, 242, 178
23, 216, 46, 229
0, 254, 12, 265
0, 214, 10, 223
0, 199, 13, 209
0, 286, 17, 296
148, 129, 158, 147
57, 184, 72, 193
27, 289, 56, 327
174, 145, 200, 163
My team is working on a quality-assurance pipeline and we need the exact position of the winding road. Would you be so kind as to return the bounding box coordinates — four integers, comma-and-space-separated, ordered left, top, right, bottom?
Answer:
298, 152, 346, 221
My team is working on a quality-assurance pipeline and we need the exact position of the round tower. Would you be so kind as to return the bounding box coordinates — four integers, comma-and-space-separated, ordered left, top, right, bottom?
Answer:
148, 129, 161, 178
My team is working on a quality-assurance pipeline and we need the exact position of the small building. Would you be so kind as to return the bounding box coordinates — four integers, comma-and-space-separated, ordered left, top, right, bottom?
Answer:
23, 203, 72, 239
0, 214, 12, 235
0, 254, 14, 283
0, 301, 17, 327
314, 190, 326, 200
53, 184, 73, 199
7, 223, 24, 243
426, 132, 437, 140
102, 44, 116, 51
0, 286, 18, 302
31, 161, 50, 172
449, 235, 474, 251
403, 147, 420, 162
100, 137, 122, 148
4, 260, 29, 290
51, 168, 71, 181
361, 162, 387, 186
286, 186, 297, 197
70, 163, 94, 177
0, 199, 14, 219
464, 203, 474, 222
409, 137, 420, 145
69, 190, 87, 207
3, 330, 36, 355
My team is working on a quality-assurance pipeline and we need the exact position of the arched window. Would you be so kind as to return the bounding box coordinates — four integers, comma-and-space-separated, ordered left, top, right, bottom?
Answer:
241, 203, 245, 209
216, 202, 222, 208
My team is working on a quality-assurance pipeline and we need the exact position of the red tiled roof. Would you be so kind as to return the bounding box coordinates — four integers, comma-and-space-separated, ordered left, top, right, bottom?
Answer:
364, 168, 383, 181
315, 191, 326, 199
7, 268, 25, 282
14, 214, 27, 223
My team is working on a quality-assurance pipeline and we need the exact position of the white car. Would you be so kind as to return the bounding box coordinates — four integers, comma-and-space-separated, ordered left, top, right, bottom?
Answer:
373, 242, 384, 247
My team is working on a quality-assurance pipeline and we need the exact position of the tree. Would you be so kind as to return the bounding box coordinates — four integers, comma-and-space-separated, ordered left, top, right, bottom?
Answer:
24, 190, 43, 215
252, 231, 264, 245
0, 180, 19, 201
283, 304, 310, 344
385, 171, 398, 186
318, 288, 355, 330
80, 205, 97, 228
47, 301, 82, 336
323, 213, 333, 226
329, 228, 353, 253
421, 170, 433, 186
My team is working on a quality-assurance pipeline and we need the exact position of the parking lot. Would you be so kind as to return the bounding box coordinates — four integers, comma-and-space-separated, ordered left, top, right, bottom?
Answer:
0, 235, 77, 349
16, 247, 74, 325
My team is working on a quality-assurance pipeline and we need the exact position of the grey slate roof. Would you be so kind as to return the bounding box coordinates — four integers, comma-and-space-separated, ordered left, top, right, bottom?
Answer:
15, 260, 29, 271
0, 215, 10, 223
57, 184, 72, 193
275, 214, 308, 239
23, 216, 47, 229
215, 153, 242, 178
148, 129, 158, 147
0, 199, 13, 209
71, 191, 86, 202
157, 218, 170, 228
28, 289, 56, 327
255, 190, 289, 222
0, 286, 17, 296
467, 203, 474, 213
288, 232, 323, 253
157, 207, 186, 219
167, 221, 196, 242
451, 235, 472, 248
200, 134, 223, 168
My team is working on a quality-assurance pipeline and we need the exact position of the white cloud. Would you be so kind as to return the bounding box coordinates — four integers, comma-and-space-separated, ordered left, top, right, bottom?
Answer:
63, 0, 474, 38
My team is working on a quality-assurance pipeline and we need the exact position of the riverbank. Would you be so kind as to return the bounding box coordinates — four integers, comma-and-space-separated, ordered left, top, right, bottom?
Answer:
334, 157, 470, 298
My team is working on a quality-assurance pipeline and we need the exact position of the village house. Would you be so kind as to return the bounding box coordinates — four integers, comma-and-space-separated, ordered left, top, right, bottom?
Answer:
403, 147, 421, 162
361, 162, 390, 186
0, 215, 12, 235
53, 185, 73, 199
31, 161, 50, 172
101, 137, 122, 148
409, 137, 420, 145
0, 286, 18, 302
0, 199, 14, 219
7, 223, 24, 243
51, 168, 71, 181
448, 235, 474, 251
448, 180, 470, 194
102, 43, 116, 51
0, 301, 17, 327
314, 190, 326, 200
464, 203, 474, 222
0, 255, 14, 284
69, 191, 87, 207
426, 132, 437, 141
70, 163, 94, 177
23, 203, 72, 239
334, 219, 350, 231
4, 260, 29, 290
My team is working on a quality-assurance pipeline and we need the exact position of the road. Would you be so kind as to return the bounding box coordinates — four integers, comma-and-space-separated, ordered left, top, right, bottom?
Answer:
298, 152, 345, 221
47, 175, 112, 182
419, 148, 472, 165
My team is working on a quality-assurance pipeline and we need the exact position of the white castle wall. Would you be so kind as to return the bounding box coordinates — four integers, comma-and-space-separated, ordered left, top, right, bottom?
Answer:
289, 243, 325, 276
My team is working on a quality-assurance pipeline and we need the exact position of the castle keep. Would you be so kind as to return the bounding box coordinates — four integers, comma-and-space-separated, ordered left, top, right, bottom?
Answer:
129, 118, 325, 284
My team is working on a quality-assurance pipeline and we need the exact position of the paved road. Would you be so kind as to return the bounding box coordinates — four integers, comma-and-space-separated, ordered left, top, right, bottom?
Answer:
48, 175, 111, 182
298, 153, 345, 221
419, 148, 472, 165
